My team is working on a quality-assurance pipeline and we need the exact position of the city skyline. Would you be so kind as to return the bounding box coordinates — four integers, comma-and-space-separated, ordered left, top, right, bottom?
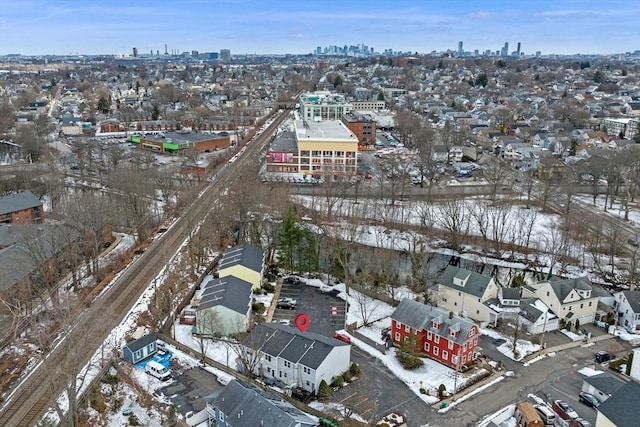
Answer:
1, 0, 639, 56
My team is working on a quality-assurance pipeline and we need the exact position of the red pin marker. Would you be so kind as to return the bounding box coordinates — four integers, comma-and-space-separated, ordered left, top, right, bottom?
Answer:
294, 313, 310, 333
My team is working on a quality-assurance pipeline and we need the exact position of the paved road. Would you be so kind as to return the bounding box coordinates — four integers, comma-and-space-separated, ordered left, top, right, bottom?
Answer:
429, 336, 626, 427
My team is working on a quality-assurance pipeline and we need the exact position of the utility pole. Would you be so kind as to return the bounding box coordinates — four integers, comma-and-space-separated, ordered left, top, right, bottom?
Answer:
452, 346, 462, 401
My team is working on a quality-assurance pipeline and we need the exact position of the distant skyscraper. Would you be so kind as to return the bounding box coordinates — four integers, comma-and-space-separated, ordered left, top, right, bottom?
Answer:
516, 42, 521, 56
164, 44, 168, 55
220, 49, 231, 61
316, 46, 321, 55
502, 42, 509, 57
132, 47, 138, 57
458, 41, 463, 55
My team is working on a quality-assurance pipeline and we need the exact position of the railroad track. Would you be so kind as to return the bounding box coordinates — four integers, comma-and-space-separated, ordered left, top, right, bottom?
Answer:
0, 110, 291, 427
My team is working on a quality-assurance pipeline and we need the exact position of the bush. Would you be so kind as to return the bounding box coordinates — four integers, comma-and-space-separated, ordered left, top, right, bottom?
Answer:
263, 282, 275, 293
102, 373, 118, 384
349, 362, 360, 377
317, 380, 333, 402
342, 372, 351, 383
438, 384, 447, 399
331, 376, 344, 387
397, 351, 424, 370
128, 413, 139, 426
251, 302, 265, 313
574, 319, 581, 332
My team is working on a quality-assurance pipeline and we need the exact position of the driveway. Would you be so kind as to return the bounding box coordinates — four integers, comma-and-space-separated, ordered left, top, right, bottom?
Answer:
158, 366, 224, 416
331, 350, 431, 426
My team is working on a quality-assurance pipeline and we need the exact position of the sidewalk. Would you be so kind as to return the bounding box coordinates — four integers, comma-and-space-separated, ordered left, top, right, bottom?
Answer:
264, 278, 283, 322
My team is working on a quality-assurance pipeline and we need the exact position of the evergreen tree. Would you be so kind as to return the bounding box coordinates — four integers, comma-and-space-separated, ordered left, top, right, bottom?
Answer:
97, 96, 110, 114
317, 380, 333, 401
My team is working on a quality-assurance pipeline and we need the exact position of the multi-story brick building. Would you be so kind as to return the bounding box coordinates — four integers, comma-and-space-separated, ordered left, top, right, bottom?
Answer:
342, 111, 377, 147
0, 191, 44, 225
391, 298, 480, 369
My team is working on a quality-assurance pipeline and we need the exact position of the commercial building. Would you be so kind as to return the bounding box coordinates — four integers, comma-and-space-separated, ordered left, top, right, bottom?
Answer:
299, 91, 352, 121
266, 120, 359, 177
342, 111, 377, 147
133, 131, 230, 153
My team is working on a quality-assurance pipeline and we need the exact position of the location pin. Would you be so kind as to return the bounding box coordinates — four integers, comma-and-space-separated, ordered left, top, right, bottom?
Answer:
294, 313, 310, 333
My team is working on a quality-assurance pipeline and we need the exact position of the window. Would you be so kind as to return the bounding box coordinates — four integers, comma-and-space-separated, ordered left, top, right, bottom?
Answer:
589, 301, 592, 307
284, 360, 291, 368
265, 355, 272, 362
476, 309, 480, 315
405, 324, 410, 332
580, 303, 584, 309
448, 339, 454, 350
442, 350, 448, 360
427, 331, 432, 340
434, 347, 439, 356
434, 335, 440, 344
424, 342, 430, 352
220, 412, 225, 422
474, 337, 478, 346
395, 332, 400, 341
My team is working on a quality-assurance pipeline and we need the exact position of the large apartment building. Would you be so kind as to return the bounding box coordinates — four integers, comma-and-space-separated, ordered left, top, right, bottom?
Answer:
266, 119, 359, 177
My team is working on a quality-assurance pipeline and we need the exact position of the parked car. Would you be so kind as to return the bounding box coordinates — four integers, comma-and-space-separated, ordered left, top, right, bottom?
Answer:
553, 400, 579, 420
595, 350, 612, 363
573, 418, 592, 427
578, 392, 600, 408
277, 298, 297, 309
333, 332, 351, 344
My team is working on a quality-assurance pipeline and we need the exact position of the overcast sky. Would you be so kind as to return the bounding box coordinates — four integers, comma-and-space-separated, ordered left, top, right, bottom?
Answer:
1, 0, 638, 56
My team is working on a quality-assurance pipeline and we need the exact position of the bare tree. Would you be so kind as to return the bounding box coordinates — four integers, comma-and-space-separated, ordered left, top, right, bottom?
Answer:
436, 199, 470, 252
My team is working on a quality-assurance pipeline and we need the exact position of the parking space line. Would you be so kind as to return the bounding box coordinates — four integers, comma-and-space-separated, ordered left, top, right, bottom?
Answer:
352, 347, 374, 360
339, 391, 359, 404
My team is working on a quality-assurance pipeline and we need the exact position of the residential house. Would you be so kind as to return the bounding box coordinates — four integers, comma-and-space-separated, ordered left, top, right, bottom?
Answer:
240, 323, 350, 394
205, 379, 318, 427
630, 348, 640, 382
537, 157, 565, 181
217, 244, 265, 290
581, 371, 626, 403
486, 287, 559, 334
0, 191, 44, 224
122, 334, 158, 364
521, 276, 598, 328
195, 276, 253, 336
390, 298, 480, 368
437, 265, 499, 327
594, 379, 640, 427
613, 291, 640, 334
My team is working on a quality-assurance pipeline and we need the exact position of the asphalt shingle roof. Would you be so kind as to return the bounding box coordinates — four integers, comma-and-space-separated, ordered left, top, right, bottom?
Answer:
438, 265, 493, 298
198, 276, 252, 315
583, 372, 626, 396
242, 323, 347, 370
596, 379, 640, 427
391, 298, 476, 345
218, 243, 264, 274
207, 379, 317, 427
0, 190, 42, 216
123, 334, 156, 352
620, 291, 640, 313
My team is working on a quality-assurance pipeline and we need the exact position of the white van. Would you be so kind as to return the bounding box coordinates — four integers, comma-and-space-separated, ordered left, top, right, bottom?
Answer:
534, 405, 557, 426
145, 361, 171, 381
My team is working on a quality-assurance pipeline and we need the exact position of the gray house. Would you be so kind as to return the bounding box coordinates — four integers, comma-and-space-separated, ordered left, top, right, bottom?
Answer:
122, 334, 157, 364
240, 323, 350, 394
580, 372, 626, 402
205, 379, 317, 427
595, 380, 640, 427
195, 276, 252, 337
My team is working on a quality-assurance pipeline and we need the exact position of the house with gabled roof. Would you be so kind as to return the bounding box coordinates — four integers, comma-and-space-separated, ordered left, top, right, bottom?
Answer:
217, 244, 265, 290
391, 298, 480, 368
436, 265, 499, 327
240, 323, 350, 394
613, 291, 640, 334
521, 276, 598, 328
205, 379, 318, 427
122, 333, 158, 364
194, 276, 253, 337
594, 378, 640, 427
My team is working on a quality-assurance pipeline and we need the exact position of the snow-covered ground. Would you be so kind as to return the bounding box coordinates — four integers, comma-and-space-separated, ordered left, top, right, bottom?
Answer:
480, 328, 541, 361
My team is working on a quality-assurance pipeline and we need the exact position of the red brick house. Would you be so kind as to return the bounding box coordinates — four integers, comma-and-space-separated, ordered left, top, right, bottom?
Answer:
391, 298, 480, 369
0, 191, 44, 224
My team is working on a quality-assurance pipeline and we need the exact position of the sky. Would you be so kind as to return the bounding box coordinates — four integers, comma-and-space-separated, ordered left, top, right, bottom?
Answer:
1, 0, 639, 56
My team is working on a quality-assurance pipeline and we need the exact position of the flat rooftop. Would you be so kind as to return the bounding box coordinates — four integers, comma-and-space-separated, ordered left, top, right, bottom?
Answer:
294, 120, 358, 141
144, 131, 226, 145
270, 131, 298, 153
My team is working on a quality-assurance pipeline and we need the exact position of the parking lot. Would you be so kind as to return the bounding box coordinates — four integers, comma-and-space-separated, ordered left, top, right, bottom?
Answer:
271, 276, 347, 337
159, 366, 224, 416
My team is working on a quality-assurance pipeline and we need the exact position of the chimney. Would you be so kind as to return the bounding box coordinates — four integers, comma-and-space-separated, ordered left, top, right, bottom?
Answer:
7, 224, 11, 233
449, 311, 454, 319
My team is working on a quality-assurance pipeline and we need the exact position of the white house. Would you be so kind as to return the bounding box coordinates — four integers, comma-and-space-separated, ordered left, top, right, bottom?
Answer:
613, 291, 640, 334
240, 323, 351, 394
